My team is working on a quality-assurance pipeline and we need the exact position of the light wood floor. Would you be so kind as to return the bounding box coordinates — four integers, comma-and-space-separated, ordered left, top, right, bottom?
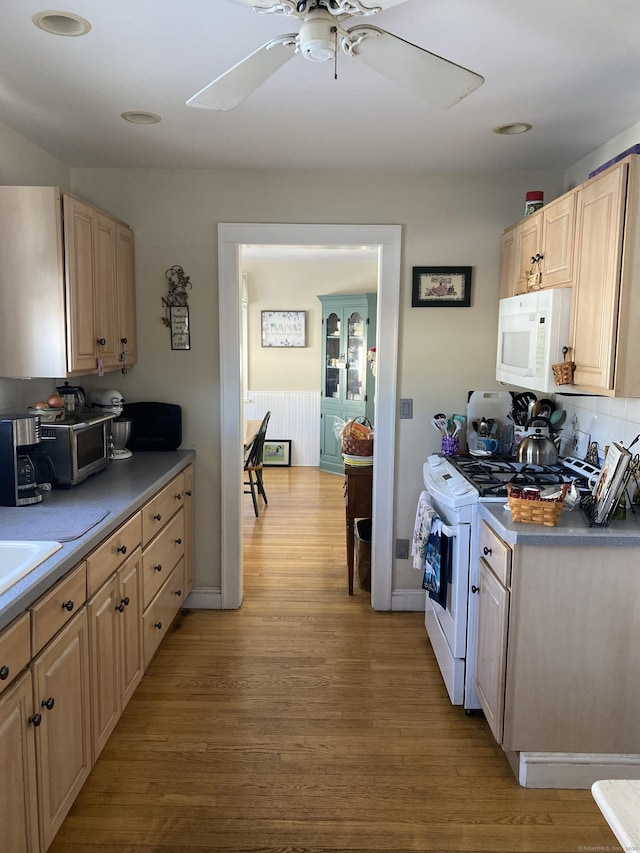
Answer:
51, 467, 617, 852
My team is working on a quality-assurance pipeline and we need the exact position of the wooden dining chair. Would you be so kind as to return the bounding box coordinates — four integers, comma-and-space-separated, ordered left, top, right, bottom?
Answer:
244, 411, 271, 517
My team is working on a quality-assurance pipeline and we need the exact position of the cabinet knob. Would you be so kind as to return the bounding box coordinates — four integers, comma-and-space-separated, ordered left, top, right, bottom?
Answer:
61, 599, 74, 612
117, 544, 127, 555
175, 493, 182, 501
154, 564, 162, 572
175, 538, 182, 545
175, 589, 182, 597
29, 713, 42, 727
122, 596, 130, 607
483, 546, 492, 556
121, 337, 128, 345
154, 622, 163, 630
471, 585, 479, 594
116, 602, 125, 612
153, 513, 162, 521
0, 665, 9, 681
97, 337, 106, 346
186, 490, 192, 497
41, 697, 55, 710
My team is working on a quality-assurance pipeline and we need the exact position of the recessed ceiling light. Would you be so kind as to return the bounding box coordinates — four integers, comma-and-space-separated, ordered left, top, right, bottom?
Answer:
32, 10, 91, 36
493, 123, 533, 136
121, 111, 162, 125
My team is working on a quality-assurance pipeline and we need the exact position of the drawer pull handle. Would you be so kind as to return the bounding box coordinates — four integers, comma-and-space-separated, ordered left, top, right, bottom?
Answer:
471, 585, 479, 594
29, 713, 42, 727
175, 589, 182, 597
153, 513, 162, 521
154, 564, 163, 573
97, 337, 106, 346
175, 537, 182, 545
42, 697, 55, 710
62, 600, 74, 612
175, 493, 182, 501
483, 546, 492, 556
0, 665, 9, 680
186, 490, 192, 497
117, 544, 127, 555
154, 622, 163, 630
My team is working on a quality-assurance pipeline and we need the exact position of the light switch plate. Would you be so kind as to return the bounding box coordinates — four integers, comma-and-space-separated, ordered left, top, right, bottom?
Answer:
395, 538, 410, 560
399, 399, 413, 419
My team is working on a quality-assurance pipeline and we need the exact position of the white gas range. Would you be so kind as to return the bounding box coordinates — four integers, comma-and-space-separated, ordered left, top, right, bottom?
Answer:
421, 453, 599, 712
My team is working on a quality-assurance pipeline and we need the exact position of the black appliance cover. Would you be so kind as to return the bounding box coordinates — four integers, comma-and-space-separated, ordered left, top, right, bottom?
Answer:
122, 402, 182, 451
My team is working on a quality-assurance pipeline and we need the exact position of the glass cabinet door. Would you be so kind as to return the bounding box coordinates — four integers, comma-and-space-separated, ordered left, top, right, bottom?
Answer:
324, 311, 341, 399
346, 311, 365, 402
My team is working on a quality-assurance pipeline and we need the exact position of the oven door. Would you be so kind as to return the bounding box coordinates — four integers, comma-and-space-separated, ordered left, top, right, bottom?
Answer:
71, 422, 109, 483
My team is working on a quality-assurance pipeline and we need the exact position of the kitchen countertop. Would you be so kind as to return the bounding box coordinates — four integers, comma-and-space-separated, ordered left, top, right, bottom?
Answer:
478, 499, 640, 545
592, 780, 640, 853
0, 450, 195, 631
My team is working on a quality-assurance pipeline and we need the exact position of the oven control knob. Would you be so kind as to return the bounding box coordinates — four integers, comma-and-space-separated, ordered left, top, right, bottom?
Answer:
450, 480, 473, 496
428, 454, 442, 468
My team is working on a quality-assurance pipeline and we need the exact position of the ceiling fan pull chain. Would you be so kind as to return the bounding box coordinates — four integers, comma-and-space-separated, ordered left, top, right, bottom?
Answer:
333, 26, 338, 78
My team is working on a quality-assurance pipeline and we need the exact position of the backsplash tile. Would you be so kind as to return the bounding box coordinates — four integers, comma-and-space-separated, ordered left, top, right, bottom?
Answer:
0, 378, 57, 415
558, 395, 640, 463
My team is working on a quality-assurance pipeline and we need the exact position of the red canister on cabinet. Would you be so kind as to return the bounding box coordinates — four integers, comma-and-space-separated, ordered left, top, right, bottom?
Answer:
525, 190, 544, 216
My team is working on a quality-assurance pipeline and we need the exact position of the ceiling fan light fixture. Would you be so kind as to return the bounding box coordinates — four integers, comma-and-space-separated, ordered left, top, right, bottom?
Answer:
493, 122, 532, 136
298, 15, 336, 62
32, 10, 91, 37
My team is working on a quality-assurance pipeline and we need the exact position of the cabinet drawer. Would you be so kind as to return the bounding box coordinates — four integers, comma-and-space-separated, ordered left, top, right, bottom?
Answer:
86, 512, 142, 596
142, 472, 185, 546
30, 562, 87, 656
142, 510, 185, 609
0, 612, 31, 695
479, 520, 512, 587
143, 558, 184, 669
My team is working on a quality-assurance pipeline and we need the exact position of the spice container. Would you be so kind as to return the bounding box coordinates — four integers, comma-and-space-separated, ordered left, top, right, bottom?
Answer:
525, 190, 544, 217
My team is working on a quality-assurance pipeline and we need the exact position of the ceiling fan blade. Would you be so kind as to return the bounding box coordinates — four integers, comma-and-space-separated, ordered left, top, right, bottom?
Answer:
187, 37, 297, 111
346, 25, 484, 108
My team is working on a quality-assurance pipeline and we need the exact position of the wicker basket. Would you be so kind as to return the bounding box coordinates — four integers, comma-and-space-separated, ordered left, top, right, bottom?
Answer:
507, 483, 568, 526
552, 359, 575, 385
341, 418, 374, 457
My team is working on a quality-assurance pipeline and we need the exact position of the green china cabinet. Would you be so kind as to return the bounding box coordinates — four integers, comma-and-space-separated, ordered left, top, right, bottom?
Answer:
318, 293, 377, 473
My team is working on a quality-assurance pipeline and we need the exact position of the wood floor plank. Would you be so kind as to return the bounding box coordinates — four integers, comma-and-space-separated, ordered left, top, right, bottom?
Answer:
49, 467, 618, 852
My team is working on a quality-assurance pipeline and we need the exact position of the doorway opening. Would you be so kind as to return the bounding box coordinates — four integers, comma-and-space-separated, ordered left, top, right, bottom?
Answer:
219, 223, 401, 611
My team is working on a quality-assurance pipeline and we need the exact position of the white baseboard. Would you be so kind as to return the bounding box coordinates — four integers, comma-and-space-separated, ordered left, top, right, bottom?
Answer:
391, 588, 425, 611
508, 751, 640, 789
184, 587, 222, 609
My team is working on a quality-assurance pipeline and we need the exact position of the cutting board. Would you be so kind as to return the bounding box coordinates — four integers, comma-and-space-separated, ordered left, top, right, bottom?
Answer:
466, 390, 513, 452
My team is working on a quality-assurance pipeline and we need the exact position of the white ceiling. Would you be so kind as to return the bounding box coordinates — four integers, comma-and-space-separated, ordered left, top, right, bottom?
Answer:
2, 0, 640, 172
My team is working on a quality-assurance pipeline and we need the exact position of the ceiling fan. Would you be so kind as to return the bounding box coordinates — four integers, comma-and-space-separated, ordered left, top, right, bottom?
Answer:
186, 0, 484, 111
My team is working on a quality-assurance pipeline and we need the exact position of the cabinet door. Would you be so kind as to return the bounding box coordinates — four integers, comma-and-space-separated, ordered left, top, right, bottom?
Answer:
0, 671, 40, 853
183, 464, 195, 597
88, 576, 120, 761
116, 224, 137, 369
345, 310, 367, 404
32, 609, 91, 851
322, 309, 343, 402
571, 162, 627, 392
475, 559, 509, 745
94, 213, 120, 370
540, 193, 575, 287
514, 213, 542, 293
118, 550, 143, 709
499, 226, 517, 299
320, 407, 344, 473
64, 194, 98, 373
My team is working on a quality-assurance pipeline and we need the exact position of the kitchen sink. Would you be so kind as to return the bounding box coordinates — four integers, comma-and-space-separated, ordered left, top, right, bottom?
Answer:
0, 541, 62, 596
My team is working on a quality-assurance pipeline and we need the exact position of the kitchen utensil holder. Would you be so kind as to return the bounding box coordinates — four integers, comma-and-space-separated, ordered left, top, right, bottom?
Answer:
507, 483, 568, 526
441, 436, 459, 457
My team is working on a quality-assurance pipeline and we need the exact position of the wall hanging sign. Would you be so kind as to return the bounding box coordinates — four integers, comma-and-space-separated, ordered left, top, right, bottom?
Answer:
162, 265, 192, 349
412, 266, 472, 308
261, 310, 306, 347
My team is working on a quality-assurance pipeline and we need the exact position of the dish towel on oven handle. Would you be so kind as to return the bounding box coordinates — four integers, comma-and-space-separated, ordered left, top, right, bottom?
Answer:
423, 518, 451, 609
411, 490, 436, 571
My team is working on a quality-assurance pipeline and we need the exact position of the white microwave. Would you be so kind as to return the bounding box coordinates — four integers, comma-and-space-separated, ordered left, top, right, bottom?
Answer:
496, 288, 572, 394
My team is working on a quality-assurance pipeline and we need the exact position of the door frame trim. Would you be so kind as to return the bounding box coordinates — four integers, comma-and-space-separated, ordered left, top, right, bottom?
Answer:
218, 223, 401, 610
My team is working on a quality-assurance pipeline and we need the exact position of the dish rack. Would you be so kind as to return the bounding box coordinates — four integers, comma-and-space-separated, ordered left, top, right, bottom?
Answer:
507, 483, 569, 526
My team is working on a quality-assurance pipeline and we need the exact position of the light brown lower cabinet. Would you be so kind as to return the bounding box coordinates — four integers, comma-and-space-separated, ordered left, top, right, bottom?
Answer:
0, 463, 194, 851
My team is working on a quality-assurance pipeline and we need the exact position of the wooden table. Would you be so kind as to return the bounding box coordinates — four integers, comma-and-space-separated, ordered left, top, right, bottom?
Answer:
244, 419, 261, 450
344, 463, 373, 595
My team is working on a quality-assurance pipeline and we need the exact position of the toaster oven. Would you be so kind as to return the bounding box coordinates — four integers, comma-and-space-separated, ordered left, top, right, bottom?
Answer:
39, 412, 115, 487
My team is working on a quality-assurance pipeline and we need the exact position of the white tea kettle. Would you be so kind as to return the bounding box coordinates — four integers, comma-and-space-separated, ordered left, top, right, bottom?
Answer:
518, 417, 558, 465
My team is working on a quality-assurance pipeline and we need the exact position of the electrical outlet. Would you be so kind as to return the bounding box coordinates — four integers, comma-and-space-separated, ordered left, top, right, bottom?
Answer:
395, 538, 410, 560
573, 429, 591, 459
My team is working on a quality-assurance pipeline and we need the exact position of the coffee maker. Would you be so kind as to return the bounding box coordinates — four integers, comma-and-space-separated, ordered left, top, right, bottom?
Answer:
0, 414, 47, 506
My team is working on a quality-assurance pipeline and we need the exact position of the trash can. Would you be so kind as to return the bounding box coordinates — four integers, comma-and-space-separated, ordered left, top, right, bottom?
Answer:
355, 518, 372, 592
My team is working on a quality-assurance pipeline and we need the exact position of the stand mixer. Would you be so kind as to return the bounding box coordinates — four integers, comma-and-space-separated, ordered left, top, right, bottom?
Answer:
90, 390, 132, 460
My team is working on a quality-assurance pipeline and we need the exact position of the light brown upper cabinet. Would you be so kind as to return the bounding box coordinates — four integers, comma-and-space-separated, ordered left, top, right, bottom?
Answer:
499, 193, 575, 298
0, 186, 136, 378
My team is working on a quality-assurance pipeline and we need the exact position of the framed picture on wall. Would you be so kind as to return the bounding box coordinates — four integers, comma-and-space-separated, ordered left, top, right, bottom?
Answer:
263, 440, 291, 466
261, 311, 306, 347
411, 266, 472, 307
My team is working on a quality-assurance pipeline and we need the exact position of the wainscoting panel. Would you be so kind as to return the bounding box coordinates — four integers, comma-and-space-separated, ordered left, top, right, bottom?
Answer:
244, 391, 321, 466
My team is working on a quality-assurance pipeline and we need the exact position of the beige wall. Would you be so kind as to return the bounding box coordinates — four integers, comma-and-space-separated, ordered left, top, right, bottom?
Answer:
242, 257, 377, 393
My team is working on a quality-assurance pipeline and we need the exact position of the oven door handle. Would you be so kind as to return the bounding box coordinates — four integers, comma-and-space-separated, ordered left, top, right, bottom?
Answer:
441, 522, 456, 538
